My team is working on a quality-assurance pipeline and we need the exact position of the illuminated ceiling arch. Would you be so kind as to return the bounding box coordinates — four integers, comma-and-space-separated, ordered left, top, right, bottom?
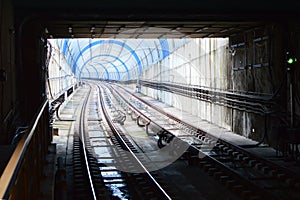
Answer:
79, 54, 130, 80
52, 38, 191, 81
88, 63, 109, 79
72, 40, 143, 75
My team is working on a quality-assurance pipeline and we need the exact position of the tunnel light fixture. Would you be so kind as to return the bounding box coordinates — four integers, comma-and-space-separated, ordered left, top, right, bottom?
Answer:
196, 27, 209, 33
90, 26, 95, 33
68, 26, 72, 33
220, 28, 228, 33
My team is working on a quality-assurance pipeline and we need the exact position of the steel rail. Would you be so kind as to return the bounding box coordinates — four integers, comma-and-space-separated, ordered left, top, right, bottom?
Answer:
78, 84, 97, 200
104, 83, 173, 138
98, 84, 172, 200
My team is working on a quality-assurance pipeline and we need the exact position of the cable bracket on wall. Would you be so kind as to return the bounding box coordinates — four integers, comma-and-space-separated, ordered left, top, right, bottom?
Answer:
0, 69, 7, 82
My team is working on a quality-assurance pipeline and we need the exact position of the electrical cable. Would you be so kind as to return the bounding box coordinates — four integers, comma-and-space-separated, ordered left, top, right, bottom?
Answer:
269, 70, 287, 100
139, 79, 292, 148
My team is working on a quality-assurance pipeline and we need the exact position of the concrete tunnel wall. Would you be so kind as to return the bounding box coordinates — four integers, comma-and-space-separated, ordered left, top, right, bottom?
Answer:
229, 24, 300, 145
140, 38, 232, 130
0, 0, 17, 144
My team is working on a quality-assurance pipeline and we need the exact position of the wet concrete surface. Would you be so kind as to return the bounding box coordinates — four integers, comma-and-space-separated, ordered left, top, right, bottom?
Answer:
157, 159, 239, 200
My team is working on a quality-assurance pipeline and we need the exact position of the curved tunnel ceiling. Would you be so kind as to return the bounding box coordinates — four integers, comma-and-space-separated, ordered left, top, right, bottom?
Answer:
51, 38, 191, 81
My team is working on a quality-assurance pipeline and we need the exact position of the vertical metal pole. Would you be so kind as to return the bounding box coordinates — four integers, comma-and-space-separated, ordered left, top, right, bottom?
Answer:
289, 78, 294, 127
286, 53, 295, 128
287, 23, 296, 128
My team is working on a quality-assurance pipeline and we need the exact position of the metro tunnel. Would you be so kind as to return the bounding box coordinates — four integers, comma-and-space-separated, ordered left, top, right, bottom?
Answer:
1, 0, 300, 199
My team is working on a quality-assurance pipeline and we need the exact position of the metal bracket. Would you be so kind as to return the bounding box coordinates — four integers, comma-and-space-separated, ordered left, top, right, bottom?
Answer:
0, 69, 7, 82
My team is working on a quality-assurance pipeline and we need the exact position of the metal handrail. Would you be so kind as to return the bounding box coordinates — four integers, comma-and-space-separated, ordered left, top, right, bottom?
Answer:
0, 100, 49, 199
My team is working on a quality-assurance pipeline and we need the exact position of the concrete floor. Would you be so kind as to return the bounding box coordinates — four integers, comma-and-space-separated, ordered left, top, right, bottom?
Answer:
121, 117, 239, 199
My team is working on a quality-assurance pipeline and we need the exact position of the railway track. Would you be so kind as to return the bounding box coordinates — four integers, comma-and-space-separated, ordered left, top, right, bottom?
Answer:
98, 84, 174, 200
73, 84, 109, 200
104, 82, 300, 200
72, 82, 174, 200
